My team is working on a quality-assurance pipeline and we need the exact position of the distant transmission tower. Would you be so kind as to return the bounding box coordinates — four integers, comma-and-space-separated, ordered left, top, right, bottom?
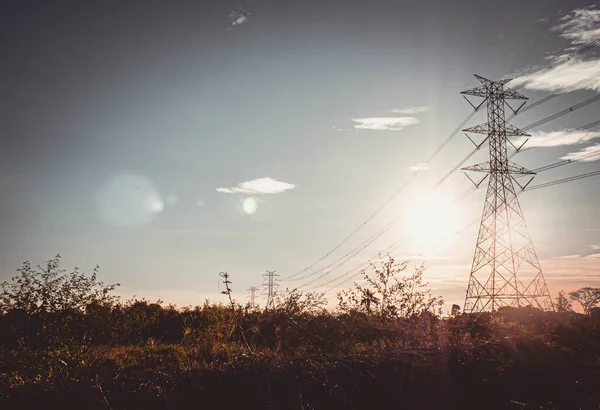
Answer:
247, 286, 259, 308
461, 74, 552, 313
262, 270, 279, 309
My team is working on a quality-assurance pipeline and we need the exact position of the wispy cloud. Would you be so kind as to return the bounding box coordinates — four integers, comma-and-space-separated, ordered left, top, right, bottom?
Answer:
392, 106, 429, 115
586, 253, 600, 258
511, 6, 600, 92
513, 129, 600, 148
409, 163, 430, 172
217, 177, 296, 195
553, 6, 600, 45
559, 143, 600, 162
590, 244, 600, 250
511, 59, 600, 92
352, 117, 419, 131
229, 7, 250, 28
552, 254, 581, 259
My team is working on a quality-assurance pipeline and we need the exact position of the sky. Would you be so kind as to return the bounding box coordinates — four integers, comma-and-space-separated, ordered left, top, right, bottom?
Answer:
0, 0, 599, 310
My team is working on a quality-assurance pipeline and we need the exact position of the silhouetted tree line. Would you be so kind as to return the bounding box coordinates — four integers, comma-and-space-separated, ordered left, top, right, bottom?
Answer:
1, 255, 600, 409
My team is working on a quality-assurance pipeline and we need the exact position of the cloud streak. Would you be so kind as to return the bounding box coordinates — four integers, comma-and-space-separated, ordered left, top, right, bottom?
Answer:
559, 143, 600, 162
217, 177, 296, 195
553, 6, 600, 45
513, 129, 600, 148
352, 117, 419, 131
511, 59, 600, 92
511, 6, 600, 92
409, 163, 430, 172
392, 106, 429, 114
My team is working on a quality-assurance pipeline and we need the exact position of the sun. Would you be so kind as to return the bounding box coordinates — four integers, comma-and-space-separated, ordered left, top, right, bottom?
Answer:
400, 191, 461, 254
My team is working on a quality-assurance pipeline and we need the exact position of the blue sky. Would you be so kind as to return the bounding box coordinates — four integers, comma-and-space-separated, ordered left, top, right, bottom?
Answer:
0, 0, 599, 309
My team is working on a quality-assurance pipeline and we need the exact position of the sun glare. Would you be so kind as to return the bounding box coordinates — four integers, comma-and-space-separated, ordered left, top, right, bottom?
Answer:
400, 191, 461, 254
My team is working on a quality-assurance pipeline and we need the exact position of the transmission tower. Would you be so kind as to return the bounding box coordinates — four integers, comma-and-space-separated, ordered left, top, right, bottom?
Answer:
460, 74, 553, 313
247, 286, 259, 308
262, 270, 279, 309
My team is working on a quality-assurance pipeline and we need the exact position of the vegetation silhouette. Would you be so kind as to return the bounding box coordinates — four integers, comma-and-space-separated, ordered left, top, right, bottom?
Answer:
1, 254, 600, 409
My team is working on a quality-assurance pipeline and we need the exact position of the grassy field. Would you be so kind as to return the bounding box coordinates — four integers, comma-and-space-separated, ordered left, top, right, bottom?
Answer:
1, 256, 599, 409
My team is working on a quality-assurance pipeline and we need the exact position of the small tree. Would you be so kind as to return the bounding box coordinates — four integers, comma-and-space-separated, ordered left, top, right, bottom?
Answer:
0, 255, 119, 314
337, 253, 443, 318
273, 288, 327, 316
569, 287, 600, 315
450, 304, 461, 316
555, 290, 573, 313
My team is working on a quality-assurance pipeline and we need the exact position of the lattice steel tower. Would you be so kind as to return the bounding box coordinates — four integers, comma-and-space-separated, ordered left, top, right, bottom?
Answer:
262, 270, 279, 309
247, 286, 259, 308
461, 74, 552, 313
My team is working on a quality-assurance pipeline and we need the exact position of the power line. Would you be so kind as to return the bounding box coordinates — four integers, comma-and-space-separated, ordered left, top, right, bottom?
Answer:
305, 181, 484, 293
297, 221, 399, 289
524, 169, 600, 191
509, 119, 600, 159
287, 218, 398, 282
287, 37, 599, 285
508, 69, 600, 120
444, 92, 600, 185
294, 85, 599, 288
315, 240, 405, 294
512, 38, 600, 91
534, 150, 600, 173
318, 214, 482, 297
282, 108, 481, 281
522, 93, 600, 131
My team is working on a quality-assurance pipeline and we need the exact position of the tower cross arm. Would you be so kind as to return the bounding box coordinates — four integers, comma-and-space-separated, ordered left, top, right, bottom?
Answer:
461, 86, 488, 99
462, 161, 536, 175
498, 87, 528, 100
463, 123, 529, 137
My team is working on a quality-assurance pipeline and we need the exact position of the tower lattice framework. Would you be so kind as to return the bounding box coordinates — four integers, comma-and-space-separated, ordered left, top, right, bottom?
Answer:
461, 74, 552, 313
262, 270, 279, 309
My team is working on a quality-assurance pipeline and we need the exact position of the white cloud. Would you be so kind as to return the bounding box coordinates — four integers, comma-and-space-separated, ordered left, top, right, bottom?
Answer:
409, 163, 430, 172
510, 7, 600, 92
590, 244, 600, 250
552, 254, 581, 259
553, 7, 600, 45
392, 106, 429, 114
511, 59, 600, 92
586, 253, 600, 258
559, 143, 600, 162
229, 8, 250, 27
352, 117, 419, 131
513, 129, 600, 148
216, 177, 296, 195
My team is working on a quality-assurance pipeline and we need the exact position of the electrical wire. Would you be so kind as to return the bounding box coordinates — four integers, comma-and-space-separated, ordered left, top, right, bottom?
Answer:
512, 38, 600, 91
509, 119, 600, 159
507, 69, 600, 120
286, 37, 600, 284
534, 150, 600, 173
522, 93, 600, 131
287, 218, 399, 282
524, 169, 600, 191
281, 109, 480, 281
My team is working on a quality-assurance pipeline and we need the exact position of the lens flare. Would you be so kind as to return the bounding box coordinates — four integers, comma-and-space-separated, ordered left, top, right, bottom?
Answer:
242, 197, 258, 215
400, 191, 461, 253
96, 173, 164, 227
